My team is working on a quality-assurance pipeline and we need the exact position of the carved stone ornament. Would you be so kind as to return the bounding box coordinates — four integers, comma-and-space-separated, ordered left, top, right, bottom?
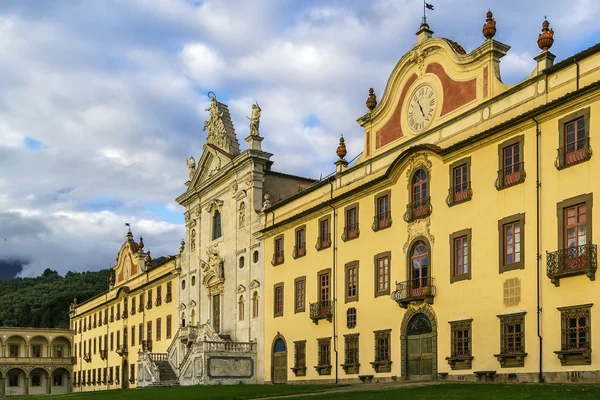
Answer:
204, 199, 224, 213
200, 245, 223, 287
244, 173, 254, 189
184, 211, 191, 223
404, 217, 435, 253
249, 279, 260, 289
204, 95, 228, 150
179, 303, 187, 311
405, 152, 433, 182
236, 284, 246, 293
409, 46, 432, 76
230, 181, 238, 195
190, 229, 196, 252
186, 156, 196, 180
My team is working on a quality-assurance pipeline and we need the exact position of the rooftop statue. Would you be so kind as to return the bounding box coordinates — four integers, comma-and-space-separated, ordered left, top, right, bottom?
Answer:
246, 102, 262, 137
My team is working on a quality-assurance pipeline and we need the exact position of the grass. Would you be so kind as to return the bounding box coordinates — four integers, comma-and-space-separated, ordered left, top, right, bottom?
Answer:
11, 383, 600, 400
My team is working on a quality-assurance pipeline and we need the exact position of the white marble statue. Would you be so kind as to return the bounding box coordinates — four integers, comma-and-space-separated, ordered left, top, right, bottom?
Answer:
246, 102, 261, 137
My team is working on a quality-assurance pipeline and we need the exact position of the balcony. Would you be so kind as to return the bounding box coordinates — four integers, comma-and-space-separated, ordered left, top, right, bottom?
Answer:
315, 234, 331, 251
116, 345, 128, 357
180, 327, 198, 344
309, 300, 333, 325
555, 138, 592, 170
391, 277, 436, 308
271, 251, 285, 266
292, 243, 306, 259
446, 182, 472, 207
93, 321, 97, 328
372, 212, 392, 232
546, 244, 597, 286
100, 349, 108, 360
83, 353, 91, 363
342, 223, 360, 242
494, 162, 526, 190
165, 293, 173, 303
138, 304, 144, 313
122, 310, 128, 319
109, 315, 114, 323
0, 356, 76, 366
403, 198, 431, 223
103, 318, 108, 325
155, 298, 162, 307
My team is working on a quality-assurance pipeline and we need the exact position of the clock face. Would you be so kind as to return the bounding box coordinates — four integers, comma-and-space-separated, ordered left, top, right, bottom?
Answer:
407, 84, 437, 133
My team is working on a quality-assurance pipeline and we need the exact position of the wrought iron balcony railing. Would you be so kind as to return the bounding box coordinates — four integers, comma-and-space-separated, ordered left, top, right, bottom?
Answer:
495, 162, 526, 190
342, 223, 360, 241
292, 243, 307, 259
271, 251, 285, 266
83, 353, 91, 363
122, 310, 128, 319
100, 349, 108, 360
116, 345, 128, 356
165, 293, 173, 303
446, 182, 472, 206
155, 298, 162, 307
546, 244, 597, 286
315, 234, 331, 251
372, 211, 392, 231
391, 277, 436, 308
404, 198, 431, 222
309, 300, 333, 324
555, 137, 592, 170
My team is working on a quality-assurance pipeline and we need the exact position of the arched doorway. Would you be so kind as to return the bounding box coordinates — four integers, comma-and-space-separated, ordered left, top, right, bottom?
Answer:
400, 307, 437, 380
271, 335, 287, 384
121, 359, 129, 389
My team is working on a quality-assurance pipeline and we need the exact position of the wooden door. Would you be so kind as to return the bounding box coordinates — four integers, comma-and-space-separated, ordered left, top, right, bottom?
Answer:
407, 333, 433, 379
272, 338, 287, 384
212, 294, 220, 333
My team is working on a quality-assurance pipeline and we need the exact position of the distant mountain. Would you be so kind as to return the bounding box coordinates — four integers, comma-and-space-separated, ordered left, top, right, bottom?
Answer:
0, 268, 111, 328
0, 259, 24, 280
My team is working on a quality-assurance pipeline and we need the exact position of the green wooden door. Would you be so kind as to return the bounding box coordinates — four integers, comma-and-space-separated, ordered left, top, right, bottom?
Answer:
407, 333, 433, 379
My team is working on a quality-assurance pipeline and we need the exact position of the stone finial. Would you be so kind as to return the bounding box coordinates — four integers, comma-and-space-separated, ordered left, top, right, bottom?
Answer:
537, 17, 554, 52
483, 10, 497, 40
138, 236, 144, 251
145, 251, 152, 267
336, 135, 347, 159
366, 88, 377, 111
179, 239, 185, 254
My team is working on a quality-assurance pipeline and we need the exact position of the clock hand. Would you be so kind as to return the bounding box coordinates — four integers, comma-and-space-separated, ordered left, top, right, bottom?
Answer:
416, 100, 425, 117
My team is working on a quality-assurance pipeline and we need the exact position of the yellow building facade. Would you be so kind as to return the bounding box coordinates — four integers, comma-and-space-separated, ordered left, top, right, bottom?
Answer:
0, 327, 73, 397
70, 230, 180, 392
261, 15, 600, 384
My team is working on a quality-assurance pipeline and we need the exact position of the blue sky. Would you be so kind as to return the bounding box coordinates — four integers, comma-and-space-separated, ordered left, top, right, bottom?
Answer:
0, 0, 599, 277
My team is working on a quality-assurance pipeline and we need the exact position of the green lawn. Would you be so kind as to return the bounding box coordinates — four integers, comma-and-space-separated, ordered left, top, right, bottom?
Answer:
11, 383, 600, 400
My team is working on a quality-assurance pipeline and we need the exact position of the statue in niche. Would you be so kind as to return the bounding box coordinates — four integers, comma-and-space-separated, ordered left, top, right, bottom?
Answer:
190, 229, 196, 252
246, 102, 261, 137
186, 156, 196, 180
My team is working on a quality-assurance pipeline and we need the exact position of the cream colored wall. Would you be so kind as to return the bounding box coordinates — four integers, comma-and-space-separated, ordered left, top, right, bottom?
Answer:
71, 258, 179, 392
262, 79, 600, 382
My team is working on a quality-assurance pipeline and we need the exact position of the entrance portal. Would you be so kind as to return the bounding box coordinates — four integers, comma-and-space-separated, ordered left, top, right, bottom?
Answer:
272, 336, 287, 384
400, 307, 438, 380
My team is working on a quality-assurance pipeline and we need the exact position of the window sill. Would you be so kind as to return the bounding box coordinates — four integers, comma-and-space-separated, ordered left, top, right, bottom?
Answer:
445, 355, 474, 370
341, 363, 360, 374
499, 262, 524, 274
554, 349, 591, 366
494, 352, 527, 368
370, 360, 392, 373
291, 366, 306, 377
341, 230, 360, 242
450, 273, 471, 283
314, 364, 332, 376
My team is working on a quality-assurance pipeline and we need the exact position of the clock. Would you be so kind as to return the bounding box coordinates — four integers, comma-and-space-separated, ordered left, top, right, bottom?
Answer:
406, 84, 437, 133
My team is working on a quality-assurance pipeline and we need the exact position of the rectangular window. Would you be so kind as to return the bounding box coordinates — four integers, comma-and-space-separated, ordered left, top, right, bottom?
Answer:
319, 271, 330, 302
497, 312, 526, 367
156, 318, 162, 342
8, 374, 18, 387
317, 338, 331, 367
498, 214, 525, 273
274, 283, 284, 317
147, 289, 153, 310
373, 329, 391, 372
156, 285, 162, 307
344, 334, 359, 367
110, 333, 114, 351
316, 215, 331, 250
139, 323, 143, 344
116, 366, 120, 383
450, 320, 472, 358
131, 297, 136, 316
557, 108, 591, 169
32, 345, 41, 358
345, 261, 359, 303
496, 135, 525, 189
294, 277, 306, 313
117, 331, 120, 349
294, 226, 306, 258
109, 367, 113, 382
565, 204, 587, 249
347, 307, 357, 329
374, 191, 391, 230
450, 229, 472, 282
167, 315, 172, 339
448, 157, 472, 206
139, 293, 145, 312
147, 321, 153, 342
293, 341, 306, 376
131, 326, 136, 347
374, 252, 391, 297
166, 281, 173, 303
116, 303, 121, 321
556, 304, 592, 365
343, 203, 360, 241
93, 338, 97, 354
273, 236, 284, 265
9, 344, 18, 358
130, 364, 135, 383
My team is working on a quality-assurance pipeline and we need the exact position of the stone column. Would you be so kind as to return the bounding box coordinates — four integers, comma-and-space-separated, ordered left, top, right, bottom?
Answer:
0, 377, 5, 397
46, 374, 51, 394
24, 376, 29, 395
67, 374, 72, 393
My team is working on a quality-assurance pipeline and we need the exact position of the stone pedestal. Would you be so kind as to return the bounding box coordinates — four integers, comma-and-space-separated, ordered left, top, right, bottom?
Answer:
534, 51, 556, 73
335, 159, 348, 174
245, 135, 263, 151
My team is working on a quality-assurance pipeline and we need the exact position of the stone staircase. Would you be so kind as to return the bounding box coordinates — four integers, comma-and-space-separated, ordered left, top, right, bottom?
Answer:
145, 360, 180, 388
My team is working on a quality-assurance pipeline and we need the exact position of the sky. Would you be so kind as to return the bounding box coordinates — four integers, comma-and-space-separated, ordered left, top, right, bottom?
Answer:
0, 0, 599, 278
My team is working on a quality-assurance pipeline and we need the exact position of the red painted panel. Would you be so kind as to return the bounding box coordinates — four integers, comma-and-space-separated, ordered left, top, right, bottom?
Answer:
375, 73, 418, 150
426, 63, 476, 116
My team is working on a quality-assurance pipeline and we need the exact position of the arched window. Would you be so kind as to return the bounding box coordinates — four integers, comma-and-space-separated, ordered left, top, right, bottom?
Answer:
253, 250, 259, 263
238, 295, 245, 321
407, 313, 433, 335
412, 169, 429, 213
239, 203, 246, 228
252, 291, 259, 319
182, 280, 186, 290
239, 256, 245, 269
181, 312, 186, 327
191, 276, 196, 286
213, 210, 222, 240
410, 240, 429, 288
274, 338, 286, 352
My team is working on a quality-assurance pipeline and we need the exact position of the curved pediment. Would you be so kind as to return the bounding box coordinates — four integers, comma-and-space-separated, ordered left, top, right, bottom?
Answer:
113, 233, 143, 286
358, 33, 510, 157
